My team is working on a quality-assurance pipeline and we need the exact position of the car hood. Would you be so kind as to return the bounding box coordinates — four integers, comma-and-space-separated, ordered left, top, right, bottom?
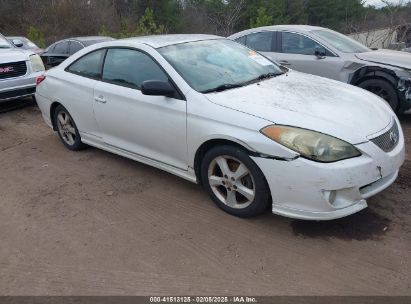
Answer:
0, 48, 31, 63
204, 71, 393, 144
355, 49, 411, 69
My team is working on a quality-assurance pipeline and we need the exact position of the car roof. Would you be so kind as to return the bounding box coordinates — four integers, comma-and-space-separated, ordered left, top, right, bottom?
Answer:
72, 36, 114, 42
229, 25, 328, 38
123, 34, 223, 48
7, 36, 25, 39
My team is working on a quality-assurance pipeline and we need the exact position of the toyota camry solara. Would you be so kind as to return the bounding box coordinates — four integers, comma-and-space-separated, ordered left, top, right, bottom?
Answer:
35, 35, 405, 220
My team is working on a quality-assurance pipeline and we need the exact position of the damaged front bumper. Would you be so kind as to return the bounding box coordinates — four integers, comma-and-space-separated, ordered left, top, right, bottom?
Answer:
251, 119, 405, 221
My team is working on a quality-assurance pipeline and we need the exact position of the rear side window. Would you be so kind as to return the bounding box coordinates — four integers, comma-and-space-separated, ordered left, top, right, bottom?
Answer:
246, 32, 273, 52
235, 36, 246, 45
54, 41, 69, 54
102, 48, 168, 90
66, 49, 105, 79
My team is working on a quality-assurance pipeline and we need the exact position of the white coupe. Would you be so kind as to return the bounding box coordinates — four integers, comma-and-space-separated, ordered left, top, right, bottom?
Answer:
35, 35, 405, 220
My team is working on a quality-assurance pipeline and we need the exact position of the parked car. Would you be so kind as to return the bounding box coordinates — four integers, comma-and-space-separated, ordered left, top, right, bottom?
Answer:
229, 25, 411, 113
0, 33, 45, 103
7, 36, 43, 54
41, 36, 114, 69
35, 35, 404, 220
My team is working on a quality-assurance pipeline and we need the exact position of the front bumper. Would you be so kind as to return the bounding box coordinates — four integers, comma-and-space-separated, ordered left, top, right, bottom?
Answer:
0, 71, 43, 103
252, 122, 405, 221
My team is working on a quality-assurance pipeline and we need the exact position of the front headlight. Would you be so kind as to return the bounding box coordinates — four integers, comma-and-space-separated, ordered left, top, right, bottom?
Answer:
29, 54, 45, 72
261, 125, 361, 162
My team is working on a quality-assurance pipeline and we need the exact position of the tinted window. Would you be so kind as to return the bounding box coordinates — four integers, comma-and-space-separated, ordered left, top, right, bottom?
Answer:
0, 35, 12, 48
54, 41, 69, 54
67, 49, 105, 78
102, 48, 168, 90
246, 32, 273, 52
235, 36, 246, 45
69, 41, 83, 55
282, 32, 327, 56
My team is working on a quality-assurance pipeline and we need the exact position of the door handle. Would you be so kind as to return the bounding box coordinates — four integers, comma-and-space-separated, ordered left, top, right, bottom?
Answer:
94, 96, 106, 104
279, 60, 291, 66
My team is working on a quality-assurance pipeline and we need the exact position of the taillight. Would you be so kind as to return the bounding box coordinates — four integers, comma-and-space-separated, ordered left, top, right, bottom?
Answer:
36, 75, 46, 86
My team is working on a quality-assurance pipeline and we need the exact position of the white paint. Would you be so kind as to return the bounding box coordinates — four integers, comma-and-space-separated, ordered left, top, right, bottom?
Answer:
35, 36, 405, 220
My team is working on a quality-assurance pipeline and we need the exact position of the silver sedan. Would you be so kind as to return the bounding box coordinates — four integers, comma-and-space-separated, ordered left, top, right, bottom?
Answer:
229, 25, 411, 113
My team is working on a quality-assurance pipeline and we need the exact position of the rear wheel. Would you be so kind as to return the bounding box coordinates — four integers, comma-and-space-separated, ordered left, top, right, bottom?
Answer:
358, 78, 399, 112
54, 105, 86, 151
201, 145, 270, 218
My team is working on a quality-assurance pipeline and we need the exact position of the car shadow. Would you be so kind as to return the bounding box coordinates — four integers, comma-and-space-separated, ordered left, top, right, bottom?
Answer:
288, 208, 391, 241
0, 97, 36, 114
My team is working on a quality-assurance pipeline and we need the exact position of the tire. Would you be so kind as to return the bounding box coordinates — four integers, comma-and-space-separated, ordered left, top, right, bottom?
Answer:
53, 105, 86, 151
200, 145, 271, 218
358, 78, 399, 113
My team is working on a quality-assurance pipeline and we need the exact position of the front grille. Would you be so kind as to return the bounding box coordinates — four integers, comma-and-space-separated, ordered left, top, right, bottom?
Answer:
0, 61, 27, 80
370, 121, 400, 152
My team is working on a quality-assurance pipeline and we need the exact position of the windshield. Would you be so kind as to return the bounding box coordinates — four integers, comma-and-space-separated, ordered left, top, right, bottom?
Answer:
0, 35, 11, 49
312, 30, 370, 53
9, 37, 38, 48
158, 39, 284, 93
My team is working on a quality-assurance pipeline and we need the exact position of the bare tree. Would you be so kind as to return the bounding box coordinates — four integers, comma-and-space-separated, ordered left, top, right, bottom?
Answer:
204, 0, 245, 36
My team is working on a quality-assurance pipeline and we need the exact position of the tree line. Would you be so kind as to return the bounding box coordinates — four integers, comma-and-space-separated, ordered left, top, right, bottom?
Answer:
0, 0, 410, 48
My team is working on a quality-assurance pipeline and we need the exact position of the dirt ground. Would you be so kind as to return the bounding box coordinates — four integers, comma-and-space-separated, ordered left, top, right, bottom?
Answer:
0, 102, 410, 296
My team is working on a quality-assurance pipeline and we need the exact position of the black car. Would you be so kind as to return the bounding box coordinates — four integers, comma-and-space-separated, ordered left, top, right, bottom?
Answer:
41, 36, 114, 68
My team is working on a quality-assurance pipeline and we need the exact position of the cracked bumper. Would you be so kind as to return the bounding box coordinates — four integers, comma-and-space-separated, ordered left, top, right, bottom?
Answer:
251, 122, 405, 221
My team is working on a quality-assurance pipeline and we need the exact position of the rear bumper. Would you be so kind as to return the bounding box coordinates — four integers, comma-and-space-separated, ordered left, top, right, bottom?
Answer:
0, 71, 43, 102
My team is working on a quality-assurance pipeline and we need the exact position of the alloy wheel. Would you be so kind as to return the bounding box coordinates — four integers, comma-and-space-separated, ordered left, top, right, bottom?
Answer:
56, 111, 76, 146
207, 155, 255, 209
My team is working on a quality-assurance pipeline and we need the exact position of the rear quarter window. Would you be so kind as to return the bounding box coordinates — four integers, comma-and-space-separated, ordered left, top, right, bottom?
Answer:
66, 49, 105, 79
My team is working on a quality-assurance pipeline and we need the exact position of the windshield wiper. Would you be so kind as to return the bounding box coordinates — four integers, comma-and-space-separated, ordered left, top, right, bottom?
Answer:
257, 72, 280, 80
242, 72, 282, 86
202, 83, 244, 94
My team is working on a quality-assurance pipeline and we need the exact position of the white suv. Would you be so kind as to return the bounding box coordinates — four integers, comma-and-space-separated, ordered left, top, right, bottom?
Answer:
0, 33, 45, 103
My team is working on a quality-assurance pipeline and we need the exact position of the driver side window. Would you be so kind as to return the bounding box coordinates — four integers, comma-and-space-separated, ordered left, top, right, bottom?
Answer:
102, 48, 168, 90
281, 32, 333, 56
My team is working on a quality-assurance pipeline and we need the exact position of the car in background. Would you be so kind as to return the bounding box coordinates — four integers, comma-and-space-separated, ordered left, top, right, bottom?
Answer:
0, 33, 45, 103
7, 36, 43, 54
35, 35, 404, 220
41, 36, 114, 69
229, 25, 411, 114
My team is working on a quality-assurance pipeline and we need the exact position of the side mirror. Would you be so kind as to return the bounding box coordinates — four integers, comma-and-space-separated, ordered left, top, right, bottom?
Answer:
141, 80, 175, 97
12, 39, 24, 48
314, 46, 326, 59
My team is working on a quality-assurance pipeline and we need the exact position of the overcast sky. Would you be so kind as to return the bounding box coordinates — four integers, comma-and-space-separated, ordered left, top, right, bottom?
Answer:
364, 0, 409, 7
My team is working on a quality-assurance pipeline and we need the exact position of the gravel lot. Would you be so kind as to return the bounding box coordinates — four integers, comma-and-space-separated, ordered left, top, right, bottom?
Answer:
0, 102, 410, 296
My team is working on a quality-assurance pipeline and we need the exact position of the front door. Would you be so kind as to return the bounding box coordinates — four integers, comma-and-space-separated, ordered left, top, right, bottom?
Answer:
93, 48, 187, 170
267, 31, 346, 81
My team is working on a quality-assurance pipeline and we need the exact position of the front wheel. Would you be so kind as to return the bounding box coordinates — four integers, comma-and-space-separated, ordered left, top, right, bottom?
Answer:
201, 145, 271, 218
358, 79, 399, 113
